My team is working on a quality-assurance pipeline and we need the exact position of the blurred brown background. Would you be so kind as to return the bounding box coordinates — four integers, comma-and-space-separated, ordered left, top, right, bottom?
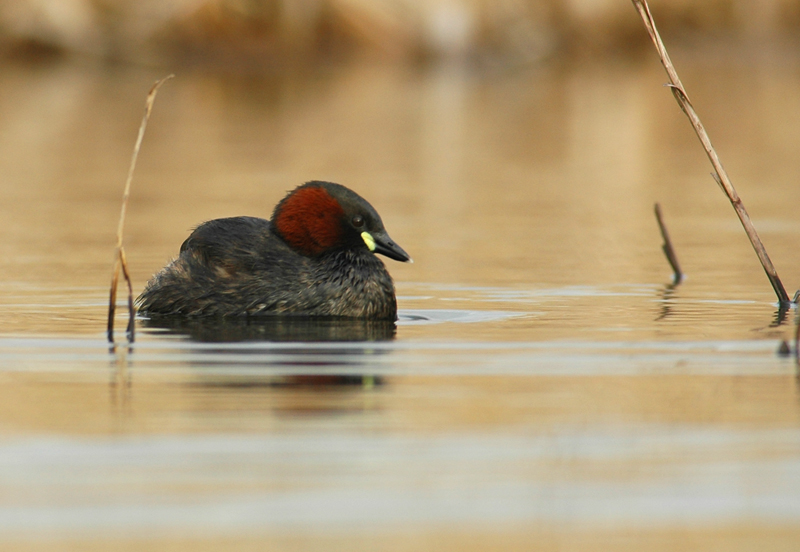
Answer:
0, 0, 797, 67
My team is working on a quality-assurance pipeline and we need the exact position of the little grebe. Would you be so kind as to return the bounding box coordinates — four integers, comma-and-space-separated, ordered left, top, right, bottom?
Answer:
137, 181, 411, 320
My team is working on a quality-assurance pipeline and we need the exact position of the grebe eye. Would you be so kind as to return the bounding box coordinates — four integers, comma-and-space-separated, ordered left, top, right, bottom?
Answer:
352, 215, 365, 228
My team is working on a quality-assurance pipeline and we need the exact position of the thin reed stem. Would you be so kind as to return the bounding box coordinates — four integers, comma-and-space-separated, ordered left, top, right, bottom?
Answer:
632, 0, 790, 305
107, 75, 174, 344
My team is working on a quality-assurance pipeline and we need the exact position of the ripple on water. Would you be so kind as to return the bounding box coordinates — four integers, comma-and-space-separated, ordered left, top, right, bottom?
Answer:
398, 309, 527, 324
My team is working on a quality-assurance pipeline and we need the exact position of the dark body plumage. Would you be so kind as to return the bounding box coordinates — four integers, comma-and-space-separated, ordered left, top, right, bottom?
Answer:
137, 181, 410, 320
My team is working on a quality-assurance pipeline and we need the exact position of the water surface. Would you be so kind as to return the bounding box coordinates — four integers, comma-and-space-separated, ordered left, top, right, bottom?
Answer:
1, 49, 800, 550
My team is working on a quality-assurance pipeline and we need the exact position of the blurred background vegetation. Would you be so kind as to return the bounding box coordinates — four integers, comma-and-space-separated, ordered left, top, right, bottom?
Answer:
0, 0, 797, 68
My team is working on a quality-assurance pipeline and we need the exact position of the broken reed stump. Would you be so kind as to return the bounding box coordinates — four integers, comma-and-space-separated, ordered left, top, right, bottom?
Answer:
654, 203, 683, 284
107, 75, 174, 344
632, 0, 791, 306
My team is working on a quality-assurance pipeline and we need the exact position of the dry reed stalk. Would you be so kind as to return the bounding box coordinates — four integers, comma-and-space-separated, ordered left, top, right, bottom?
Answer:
632, 0, 791, 306
107, 75, 174, 344
654, 202, 683, 284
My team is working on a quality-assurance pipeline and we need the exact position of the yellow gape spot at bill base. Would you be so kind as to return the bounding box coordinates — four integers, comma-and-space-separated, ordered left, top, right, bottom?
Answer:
361, 231, 376, 252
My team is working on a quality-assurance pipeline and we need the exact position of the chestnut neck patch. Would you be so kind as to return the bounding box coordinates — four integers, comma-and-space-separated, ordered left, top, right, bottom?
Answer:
273, 185, 346, 256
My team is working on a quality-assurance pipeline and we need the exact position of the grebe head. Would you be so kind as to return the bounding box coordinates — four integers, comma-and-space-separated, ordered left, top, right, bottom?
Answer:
272, 181, 411, 262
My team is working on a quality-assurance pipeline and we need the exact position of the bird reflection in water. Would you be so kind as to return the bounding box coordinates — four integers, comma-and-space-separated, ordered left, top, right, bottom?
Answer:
140, 316, 396, 388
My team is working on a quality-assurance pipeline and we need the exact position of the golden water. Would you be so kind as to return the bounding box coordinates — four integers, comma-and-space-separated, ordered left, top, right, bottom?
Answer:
1, 47, 800, 550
